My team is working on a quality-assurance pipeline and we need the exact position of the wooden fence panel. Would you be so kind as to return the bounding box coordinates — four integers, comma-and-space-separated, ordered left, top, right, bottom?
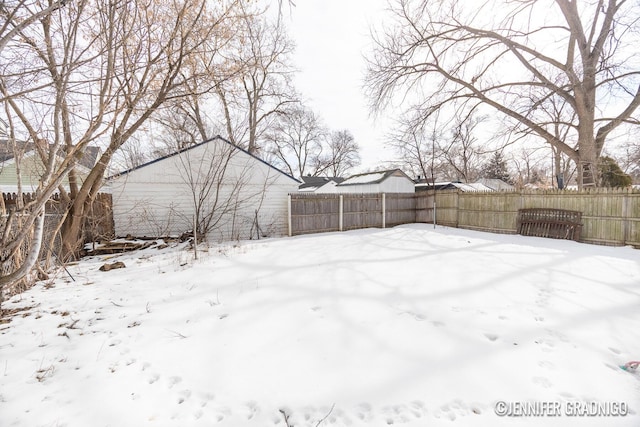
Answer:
386, 193, 416, 226
290, 194, 340, 235
289, 189, 640, 247
2, 192, 114, 293
343, 194, 383, 230
290, 193, 418, 235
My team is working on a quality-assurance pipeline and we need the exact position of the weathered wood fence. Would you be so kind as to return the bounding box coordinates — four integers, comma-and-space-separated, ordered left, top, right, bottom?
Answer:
2, 192, 114, 297
288, 193, 416, 235
1, 192, 114, 278
289, 189, 640, 247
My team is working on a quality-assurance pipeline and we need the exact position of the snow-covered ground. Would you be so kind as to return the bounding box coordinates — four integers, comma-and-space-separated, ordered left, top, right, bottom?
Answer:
1, 224, 639, 427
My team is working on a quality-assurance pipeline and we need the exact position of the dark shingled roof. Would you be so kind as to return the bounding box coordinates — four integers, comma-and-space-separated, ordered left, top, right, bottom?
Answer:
299, 176, 345, 190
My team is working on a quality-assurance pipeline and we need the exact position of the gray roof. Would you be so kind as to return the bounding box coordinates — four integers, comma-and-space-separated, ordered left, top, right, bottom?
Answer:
476, 178, 515, 191
299, 176, 345, 190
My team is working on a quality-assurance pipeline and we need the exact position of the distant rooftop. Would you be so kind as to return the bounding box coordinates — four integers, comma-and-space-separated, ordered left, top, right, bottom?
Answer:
338, 169, 410, 186
299, 176, 344, 190
0, 139, 101, 169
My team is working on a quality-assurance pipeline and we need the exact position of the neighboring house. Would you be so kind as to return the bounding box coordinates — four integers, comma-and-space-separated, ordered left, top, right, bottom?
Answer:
298, 176, 345, 193
476, 178, 515, 191
317, 169, 415, 194
0, 139, 101, 193
106, 136, 300, 242
339, 169, 415, 193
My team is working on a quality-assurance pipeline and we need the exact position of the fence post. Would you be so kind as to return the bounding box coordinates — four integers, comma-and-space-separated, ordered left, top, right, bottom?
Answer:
622, 188, 630, 245
382, 193, 386, 228
339, 194, 344, 232
454, 190, 459, 227
287, 194, 292, 237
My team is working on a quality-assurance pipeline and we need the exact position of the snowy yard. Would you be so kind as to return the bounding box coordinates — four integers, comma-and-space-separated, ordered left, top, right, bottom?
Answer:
1, 224, 639, 427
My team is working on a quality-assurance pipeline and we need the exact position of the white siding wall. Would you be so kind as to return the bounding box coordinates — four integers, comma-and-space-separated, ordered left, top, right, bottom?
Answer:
108, 140, 298, 241
334, 176, 415, 193
378, 176, 415, 193
334, 183, 383, 193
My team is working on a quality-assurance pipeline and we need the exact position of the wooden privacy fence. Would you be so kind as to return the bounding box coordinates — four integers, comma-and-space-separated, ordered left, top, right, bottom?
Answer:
1, 192, 114, 264
288, 193, 416, 235
417, 188, 640, 247
289, 189, 640, 247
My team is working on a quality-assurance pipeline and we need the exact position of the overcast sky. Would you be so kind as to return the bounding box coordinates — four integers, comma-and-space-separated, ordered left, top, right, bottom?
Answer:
285, 0, 397, 173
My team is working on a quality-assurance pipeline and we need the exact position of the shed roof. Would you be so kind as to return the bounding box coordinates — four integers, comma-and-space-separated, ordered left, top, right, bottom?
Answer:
107, 135, 300, 183
338, 169, 412, 186
298, 176, 345, 191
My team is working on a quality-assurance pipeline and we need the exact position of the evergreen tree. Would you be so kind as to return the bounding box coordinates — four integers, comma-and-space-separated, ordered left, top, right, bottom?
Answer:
481, 151, 512, 183
598, 156, 632, 188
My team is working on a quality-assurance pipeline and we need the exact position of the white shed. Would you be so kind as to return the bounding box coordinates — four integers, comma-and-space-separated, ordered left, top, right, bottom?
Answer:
330, 169, 415, 193
107, 136, 300, 242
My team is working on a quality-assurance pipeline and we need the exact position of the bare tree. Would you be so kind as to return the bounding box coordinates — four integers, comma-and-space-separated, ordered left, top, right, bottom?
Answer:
437, 112, 487, 182
1, 0, 80, 294
511, 147, 551, 188
314, 130, 361, 177
174, 140, 247, 259
386, 114, 438, 181
1, 0, 241, 289
366, 0, 640, 188
266, 104, 327, 179
213, 4, 297, 154
57, 0, 239, 259
0, 0, 68, 53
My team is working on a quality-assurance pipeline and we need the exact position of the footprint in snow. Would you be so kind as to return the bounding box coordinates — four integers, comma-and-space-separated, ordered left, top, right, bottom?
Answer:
537, 360, 555, 370
484, 333, 499, 342
177, 389, 191, 404
244, 401, 259, 420
197, 392, 215, 407
356, 402, 373, 421
532, 376, 552, 388
167, 376, 182, 389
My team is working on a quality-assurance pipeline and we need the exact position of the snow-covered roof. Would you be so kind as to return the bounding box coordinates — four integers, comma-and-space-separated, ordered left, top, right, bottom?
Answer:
415, 181, 495, 192
452, 182, 493, 192
340, 172, 386, 185
338, 169, 411, 186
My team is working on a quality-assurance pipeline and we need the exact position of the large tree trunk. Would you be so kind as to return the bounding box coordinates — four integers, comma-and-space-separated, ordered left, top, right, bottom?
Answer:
59, 150, 112, 260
